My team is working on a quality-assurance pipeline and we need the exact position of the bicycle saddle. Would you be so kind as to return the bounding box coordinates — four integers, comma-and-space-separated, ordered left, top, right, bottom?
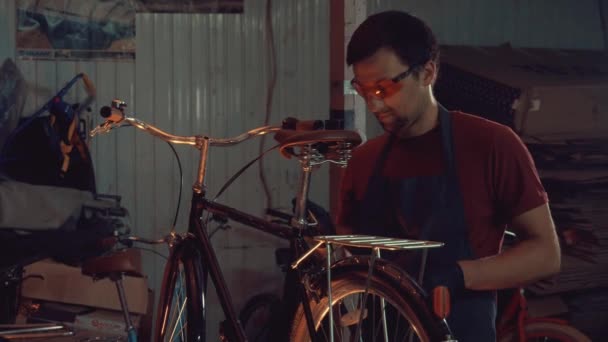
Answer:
274, 130, 362, 159
82, 248, 142, 280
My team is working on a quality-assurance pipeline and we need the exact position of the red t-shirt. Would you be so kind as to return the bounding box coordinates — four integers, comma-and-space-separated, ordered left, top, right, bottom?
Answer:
337, 111, 548, 258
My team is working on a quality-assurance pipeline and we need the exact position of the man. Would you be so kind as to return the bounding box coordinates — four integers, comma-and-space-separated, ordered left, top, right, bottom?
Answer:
337, 10, 561, 341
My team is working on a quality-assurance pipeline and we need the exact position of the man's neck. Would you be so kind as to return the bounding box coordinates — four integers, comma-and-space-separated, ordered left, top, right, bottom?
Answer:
398, 100, 439, 139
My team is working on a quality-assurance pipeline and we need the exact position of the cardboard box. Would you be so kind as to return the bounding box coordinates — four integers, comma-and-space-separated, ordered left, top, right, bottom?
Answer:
435, 45, 608, 140
18, 291, 154, 341
21, 259, 148, 315
74, 308, 141, 335
18, 302, 141, 341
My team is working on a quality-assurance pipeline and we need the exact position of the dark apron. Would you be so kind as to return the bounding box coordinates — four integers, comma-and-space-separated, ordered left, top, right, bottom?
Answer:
356, 105, 496, 341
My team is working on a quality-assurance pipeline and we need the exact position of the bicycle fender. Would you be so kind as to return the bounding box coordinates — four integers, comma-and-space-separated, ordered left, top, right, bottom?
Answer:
334, 256, 426, 291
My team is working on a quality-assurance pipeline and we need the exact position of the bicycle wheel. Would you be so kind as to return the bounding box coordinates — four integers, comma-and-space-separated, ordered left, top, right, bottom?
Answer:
498, 321, 591, 342
239, 292, 282, 342
290, 261, 444, 342
155, 239, 206, 342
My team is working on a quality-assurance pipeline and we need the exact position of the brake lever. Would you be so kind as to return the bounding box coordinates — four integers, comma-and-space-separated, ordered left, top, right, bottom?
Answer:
90, 120, 123, 136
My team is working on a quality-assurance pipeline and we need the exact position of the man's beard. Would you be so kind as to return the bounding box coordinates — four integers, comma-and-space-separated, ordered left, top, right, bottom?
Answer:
381, 117, 408, 136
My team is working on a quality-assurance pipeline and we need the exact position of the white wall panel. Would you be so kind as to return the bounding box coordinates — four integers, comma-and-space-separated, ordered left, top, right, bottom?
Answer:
0, 0, 15, 63
114, 62, 136, 229
133, 12, 158, 296
130, 3, 331, 336
95, 62, 119, 196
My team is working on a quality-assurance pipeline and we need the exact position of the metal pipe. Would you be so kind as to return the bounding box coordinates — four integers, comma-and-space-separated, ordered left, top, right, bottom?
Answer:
293, 162, 313, 229
194, 137, 210, 194
291, 241, 324, 269
376, 248, 388, 342
126, 117, 198, 146
209, 126, 281, 146
354, 248, 378, 341
114, 277, 137, 338
326, 242, 334, 342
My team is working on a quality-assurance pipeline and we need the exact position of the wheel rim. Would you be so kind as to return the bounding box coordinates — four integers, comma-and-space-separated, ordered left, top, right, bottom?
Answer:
498, 321, 592, 342
243, 302, 275, 341
310, 288, 428, 341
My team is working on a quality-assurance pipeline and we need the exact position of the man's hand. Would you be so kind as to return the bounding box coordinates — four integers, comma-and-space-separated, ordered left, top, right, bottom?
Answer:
458, 204, 560, 290
426, 262, 466, 297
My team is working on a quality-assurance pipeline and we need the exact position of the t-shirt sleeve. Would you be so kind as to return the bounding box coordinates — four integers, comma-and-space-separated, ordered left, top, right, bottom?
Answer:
492, 126, 548, 221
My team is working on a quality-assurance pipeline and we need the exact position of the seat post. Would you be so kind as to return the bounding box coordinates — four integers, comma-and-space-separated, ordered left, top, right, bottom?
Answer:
112, 274, 138, 342
292, 147, 314, 230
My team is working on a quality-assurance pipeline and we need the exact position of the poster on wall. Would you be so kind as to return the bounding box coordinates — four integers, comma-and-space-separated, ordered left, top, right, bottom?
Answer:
15, 0, 243, 60
137, 0, 244, 13
16, 0, 136, 60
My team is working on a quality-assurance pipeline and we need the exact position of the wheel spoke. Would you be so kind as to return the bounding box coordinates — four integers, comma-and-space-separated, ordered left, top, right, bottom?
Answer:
314, 292, 422, 341
289, 268, 441, 342
169, 296, 188, 341
158, 257, 206, 342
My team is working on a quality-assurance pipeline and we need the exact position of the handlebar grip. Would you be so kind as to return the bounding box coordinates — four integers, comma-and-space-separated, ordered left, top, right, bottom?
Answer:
281, 117, 324, 131
81, 73, 96, 97
100, 106, 124, 122
100, 106, 112, 118
432, 286, 451, 319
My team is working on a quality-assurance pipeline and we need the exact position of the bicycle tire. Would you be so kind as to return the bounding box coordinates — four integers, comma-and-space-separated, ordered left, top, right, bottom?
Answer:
498, 321, 592, 342
154, 238, 206, 342
290, 259, 444, 342
239, 292, 282, 342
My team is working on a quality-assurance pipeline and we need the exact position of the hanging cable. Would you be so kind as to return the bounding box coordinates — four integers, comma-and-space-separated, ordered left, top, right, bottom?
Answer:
166, 141, 183, 233
213, 143, 280, 202
134, 246, 168, 260
258, 0, 277, 211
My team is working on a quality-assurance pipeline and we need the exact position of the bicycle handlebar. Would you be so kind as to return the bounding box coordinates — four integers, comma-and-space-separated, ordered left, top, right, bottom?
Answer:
91, 105, 282, 149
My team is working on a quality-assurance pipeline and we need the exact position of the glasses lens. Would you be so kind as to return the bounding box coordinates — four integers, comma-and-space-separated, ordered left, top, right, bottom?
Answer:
352, 78, 403, 99
377, 79, 401, 97
351, 81, 364, 97
373, 85, 386, 98
352, 82, 383, 99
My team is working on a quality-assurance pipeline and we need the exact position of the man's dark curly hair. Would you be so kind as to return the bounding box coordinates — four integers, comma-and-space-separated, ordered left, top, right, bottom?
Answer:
346, 10, 439, 71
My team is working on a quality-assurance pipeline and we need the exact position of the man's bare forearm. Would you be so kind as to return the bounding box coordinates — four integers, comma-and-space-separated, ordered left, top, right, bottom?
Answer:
459, 236, 560, 291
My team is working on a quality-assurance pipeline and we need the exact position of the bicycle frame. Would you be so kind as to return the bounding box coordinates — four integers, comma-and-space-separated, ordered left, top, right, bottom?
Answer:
162, 193, 323, 341
496, 232, 581, 341
497, 288, 573, 341
92, 102, 334, 341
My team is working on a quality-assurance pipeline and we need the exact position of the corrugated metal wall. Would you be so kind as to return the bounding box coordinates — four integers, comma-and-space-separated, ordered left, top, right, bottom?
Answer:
1, 0, 606, 338
0, 0, 330, 336
131, 2, 331, 334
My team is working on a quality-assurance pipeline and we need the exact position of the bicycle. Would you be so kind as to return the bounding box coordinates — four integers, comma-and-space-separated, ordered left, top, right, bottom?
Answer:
495, 232, 592, 342
87, 98, 457, 341
496, 287, 591, 342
